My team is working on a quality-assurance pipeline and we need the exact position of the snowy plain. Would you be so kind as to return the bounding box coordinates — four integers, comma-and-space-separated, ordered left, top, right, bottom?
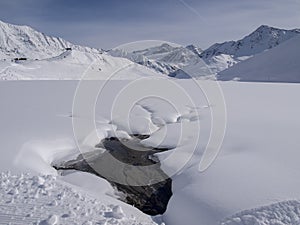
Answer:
1, 80, 300, 224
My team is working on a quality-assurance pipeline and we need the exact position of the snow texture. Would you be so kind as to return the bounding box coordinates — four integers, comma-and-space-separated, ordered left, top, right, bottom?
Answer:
221, 200, 300, 225
0, 172, 158, 225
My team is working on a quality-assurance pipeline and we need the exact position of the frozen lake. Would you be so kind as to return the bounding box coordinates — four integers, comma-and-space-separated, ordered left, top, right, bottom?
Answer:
1, 80, 300, 225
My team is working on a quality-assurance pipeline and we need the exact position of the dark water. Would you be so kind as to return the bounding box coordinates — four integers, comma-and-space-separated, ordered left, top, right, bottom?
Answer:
53, 135, 173, 215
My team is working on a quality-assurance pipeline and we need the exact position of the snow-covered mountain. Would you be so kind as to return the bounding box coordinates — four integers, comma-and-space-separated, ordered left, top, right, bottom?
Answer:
0, 20, 299, 81
109, 43, 203, 76
109, 48, 177, 75
0, 20, 165, 80
109, 25, 300, 79
200, 25, 300, 73
185, 44, 202, 57
218, 35, 300, 82
0, 49, 165, 80
132, 43, 201, 66
0, 20, 102, 59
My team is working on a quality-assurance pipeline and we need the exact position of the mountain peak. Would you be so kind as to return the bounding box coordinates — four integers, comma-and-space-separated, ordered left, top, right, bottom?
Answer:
199, 25, 300, 74
255, 24, 300, 32
185, 44, 202, 56
256, 24, 271, 30
160, 43, 172, 48
0, 20, 102, 60
0, 20, 33, 32
201, 25, 300, 59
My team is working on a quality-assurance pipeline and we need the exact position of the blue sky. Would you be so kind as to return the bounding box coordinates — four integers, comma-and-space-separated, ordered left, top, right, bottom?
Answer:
0, 0, 299, 49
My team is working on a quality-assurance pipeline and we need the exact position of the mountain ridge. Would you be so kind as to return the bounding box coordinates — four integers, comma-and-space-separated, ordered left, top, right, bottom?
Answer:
0, 20, 103, 60
201, 25, 300, 58
0, 20, 299, 81
108, 43, 202, 76
0, 20, 165, 80
109, 25, 300, 77
200, 24, 300, 73
218, 35, 300, 82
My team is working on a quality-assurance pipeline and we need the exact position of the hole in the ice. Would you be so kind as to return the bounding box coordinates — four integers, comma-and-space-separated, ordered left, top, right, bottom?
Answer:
53, 134, 173, 216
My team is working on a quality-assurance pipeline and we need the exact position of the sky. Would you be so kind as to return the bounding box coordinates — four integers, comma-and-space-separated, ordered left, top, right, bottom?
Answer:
0, 0, 299, 50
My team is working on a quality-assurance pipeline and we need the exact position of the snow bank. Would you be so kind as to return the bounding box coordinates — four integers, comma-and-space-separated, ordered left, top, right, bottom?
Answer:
221, 200, 300, 225
0, 172, 158, 225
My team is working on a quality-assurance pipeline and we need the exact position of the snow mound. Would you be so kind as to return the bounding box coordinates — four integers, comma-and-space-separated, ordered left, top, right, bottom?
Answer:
0, 172, 158, 225
221, 200, 300, 225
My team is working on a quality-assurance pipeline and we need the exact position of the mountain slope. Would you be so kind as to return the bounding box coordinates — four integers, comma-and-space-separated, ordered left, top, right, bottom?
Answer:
109, 43, 203, 76
200, 25, 300, 73
1, 20, 299, 80
0, 49, 164, 80
131, 43, 201, 66
0, 20, 102, 60
217, 35, 300, 82
0, 20, 165, 80
109, 25, 300, 78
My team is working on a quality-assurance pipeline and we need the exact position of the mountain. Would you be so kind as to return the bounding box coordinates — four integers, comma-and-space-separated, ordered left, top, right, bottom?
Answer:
108, 48, 178, 75
109, 43, 203, 76
0, 20, 103, 59
131, 43, 201, 66
200, 25, 300, 73
0, 20, 164, 80
185, 44, 202, 57
0, 20, 299, 81
218, 35, 300, 82
109, 25, 300, 79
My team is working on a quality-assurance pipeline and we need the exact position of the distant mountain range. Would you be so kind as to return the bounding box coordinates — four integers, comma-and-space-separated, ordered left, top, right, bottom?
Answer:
0, 20, 299, 81
109, 25, 300, 80
109, 43, 202, 76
